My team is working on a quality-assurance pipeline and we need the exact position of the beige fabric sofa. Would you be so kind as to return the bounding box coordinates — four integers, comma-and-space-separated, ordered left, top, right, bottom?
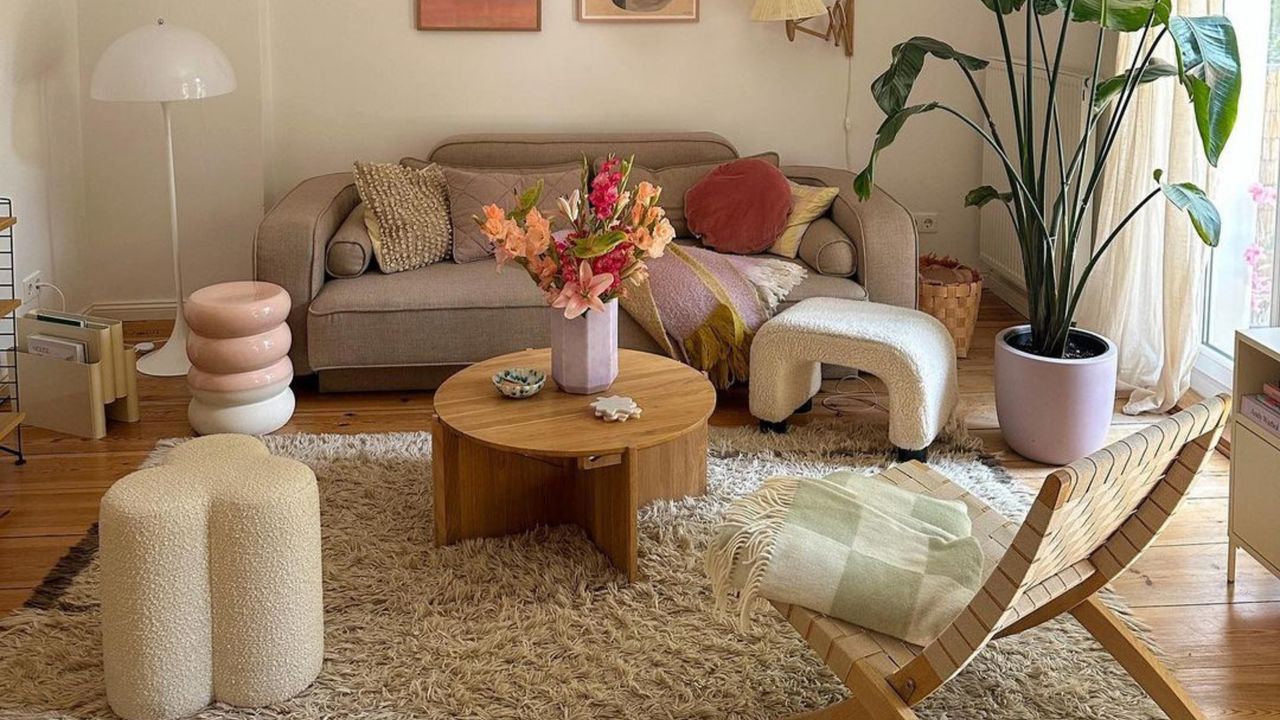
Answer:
255, 133, 918, 391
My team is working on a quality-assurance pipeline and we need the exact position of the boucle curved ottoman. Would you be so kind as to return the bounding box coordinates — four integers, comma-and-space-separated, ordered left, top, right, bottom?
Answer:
99, 434, 323, 720
750, 297, 959, 461
185, 282, 295, 436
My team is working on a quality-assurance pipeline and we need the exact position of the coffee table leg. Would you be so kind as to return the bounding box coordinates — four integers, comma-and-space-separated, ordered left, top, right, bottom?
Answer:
572, 448, 640, 582
432, 417, 461, 547
433, 418, 573, 547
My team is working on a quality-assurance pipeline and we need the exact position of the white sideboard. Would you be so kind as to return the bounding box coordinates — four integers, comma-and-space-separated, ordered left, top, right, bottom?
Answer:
1229, 328, 1280, 583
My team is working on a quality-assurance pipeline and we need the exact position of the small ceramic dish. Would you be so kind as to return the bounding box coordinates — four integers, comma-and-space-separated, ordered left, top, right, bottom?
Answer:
492, 368, 547, 399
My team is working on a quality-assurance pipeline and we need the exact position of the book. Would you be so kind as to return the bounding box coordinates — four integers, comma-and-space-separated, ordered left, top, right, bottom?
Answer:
27, 334, 87, 362
18, 314, 117, 399
1261, 392, 1280, 413
1242, 395, 1280, 437
50, 311, 126, 399
1264, 382, 1280, 405
33, 311, 85, 328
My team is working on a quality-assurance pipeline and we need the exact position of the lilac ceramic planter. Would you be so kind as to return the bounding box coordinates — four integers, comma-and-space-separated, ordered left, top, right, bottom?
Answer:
994, 325, 1118, 466
550, 301, 619, 395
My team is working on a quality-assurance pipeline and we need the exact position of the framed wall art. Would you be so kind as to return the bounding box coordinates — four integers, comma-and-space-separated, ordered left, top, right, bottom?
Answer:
576, 0, 699, 23
417, 0, 542, 31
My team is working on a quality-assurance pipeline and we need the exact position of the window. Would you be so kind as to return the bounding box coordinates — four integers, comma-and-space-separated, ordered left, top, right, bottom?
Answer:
1200, 0, 1280, 367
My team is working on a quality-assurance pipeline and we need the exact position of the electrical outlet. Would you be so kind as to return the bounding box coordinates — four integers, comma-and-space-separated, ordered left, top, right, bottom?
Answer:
21, 271, 41, 302
913, 213, 940, 235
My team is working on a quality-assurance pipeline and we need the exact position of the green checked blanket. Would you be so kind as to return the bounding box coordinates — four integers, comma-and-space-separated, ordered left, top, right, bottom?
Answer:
705, 470, 984, 647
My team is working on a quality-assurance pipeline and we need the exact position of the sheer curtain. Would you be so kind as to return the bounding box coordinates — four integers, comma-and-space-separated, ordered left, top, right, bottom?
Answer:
1077, 0, 1215, 415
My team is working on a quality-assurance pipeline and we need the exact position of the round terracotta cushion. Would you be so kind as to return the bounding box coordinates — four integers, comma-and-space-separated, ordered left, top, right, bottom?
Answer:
685, 158, 793, 255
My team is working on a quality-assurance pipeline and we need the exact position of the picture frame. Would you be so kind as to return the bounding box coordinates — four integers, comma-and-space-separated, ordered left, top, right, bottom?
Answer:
417, 0, 542, 32
576, 0, 699, 23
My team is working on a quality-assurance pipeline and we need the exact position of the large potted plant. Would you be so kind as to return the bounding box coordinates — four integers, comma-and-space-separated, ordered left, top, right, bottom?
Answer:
854, 0, 1241, 464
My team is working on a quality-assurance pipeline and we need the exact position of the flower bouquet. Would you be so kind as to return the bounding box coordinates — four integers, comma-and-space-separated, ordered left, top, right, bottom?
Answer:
477, 155, 676, 393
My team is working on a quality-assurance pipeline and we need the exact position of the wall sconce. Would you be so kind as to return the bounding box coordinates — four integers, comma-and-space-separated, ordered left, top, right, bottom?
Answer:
751, 0, 854, 57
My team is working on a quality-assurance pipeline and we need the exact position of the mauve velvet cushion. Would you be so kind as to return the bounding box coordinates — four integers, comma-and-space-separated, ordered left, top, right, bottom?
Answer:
685, 159, 792, 255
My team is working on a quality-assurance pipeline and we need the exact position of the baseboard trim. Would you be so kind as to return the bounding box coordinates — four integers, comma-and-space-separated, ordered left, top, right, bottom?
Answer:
983, 272, 1029, 318
81, 300, 177, 322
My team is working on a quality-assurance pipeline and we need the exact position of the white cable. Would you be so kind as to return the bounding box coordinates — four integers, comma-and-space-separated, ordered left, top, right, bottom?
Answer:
34, 282, 67, 312
821, 373, 886, 415
843, 46, 856, 170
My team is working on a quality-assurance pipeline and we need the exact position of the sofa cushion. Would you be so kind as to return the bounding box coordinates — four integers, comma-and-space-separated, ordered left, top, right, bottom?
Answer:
442, 164, 583, 264
352, 162, 451, 273
427, 132, 740, 171
798, 217, 859, 277
685, 159, 792, 254
769, 181, 841, 259
306, 257, 865, 371
603, 153, 780, 238
325, 205, 374, 278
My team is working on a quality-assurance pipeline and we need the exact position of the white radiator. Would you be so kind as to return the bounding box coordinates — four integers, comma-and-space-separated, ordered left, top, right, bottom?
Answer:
979, 60, 1093, 291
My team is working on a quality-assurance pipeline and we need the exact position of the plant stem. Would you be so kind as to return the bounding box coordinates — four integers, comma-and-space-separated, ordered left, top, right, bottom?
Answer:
1038, 4, 1072, 203
962, 66, 1030, 232
1073, 22, 1166, 239
1056, 187, 1163, 350
995, 10, 1027, 157
1052, 26, 1108, 339
932, 104, 1054, 236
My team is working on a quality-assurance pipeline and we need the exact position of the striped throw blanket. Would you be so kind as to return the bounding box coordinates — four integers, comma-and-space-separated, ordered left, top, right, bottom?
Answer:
705, 470, 984, 646
621, 245, 806, 388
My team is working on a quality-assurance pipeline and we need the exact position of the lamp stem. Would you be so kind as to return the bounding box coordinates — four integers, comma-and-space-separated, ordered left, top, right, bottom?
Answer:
136, 100, 193, 377
163, 101, 184, 307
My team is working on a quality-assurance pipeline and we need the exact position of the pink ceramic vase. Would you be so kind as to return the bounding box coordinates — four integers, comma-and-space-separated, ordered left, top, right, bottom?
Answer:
550, 300, 619, 395
994, 325, 1118, 466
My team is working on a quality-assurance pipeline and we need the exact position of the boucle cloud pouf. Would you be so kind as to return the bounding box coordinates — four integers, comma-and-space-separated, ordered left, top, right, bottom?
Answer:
750, 297, 958, 459
98, 435, 323, 720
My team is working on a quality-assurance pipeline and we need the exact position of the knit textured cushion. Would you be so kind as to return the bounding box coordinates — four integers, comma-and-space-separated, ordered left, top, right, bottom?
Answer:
685, 158, 793, 255
768, 181, 841, 259
442, 165, 583, 264
352, 162, 451, 274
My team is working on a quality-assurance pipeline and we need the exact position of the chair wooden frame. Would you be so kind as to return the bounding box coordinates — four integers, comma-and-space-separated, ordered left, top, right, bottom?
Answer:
774, 395, 1231, 720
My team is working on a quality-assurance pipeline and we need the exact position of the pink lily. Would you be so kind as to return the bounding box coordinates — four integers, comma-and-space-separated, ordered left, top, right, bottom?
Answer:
552, 261, 613, 319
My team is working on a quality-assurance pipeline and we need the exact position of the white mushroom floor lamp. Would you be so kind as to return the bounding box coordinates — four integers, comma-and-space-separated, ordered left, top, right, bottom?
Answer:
90, 19, 237, 377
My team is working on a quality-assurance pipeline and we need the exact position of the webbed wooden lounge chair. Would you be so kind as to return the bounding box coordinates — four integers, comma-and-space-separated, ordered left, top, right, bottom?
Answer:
775, 395, 1230, 720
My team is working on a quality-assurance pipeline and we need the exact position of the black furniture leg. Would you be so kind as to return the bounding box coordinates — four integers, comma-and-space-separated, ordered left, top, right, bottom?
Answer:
896, 447, 928, 463
759, 420, 789, 434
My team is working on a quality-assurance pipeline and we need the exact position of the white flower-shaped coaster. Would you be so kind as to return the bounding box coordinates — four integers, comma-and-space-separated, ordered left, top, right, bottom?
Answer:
592, 395, 643, 423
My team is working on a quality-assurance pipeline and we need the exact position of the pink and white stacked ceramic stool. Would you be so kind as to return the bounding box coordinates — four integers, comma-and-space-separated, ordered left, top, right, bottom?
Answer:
184, 281, 295, 435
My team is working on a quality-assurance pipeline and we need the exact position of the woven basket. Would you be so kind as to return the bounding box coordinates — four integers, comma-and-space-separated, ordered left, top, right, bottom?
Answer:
918, 255, 983, 358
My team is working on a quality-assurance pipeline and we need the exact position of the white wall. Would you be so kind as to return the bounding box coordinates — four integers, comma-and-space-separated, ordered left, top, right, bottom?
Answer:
264, 0, 997, 262
75, 0, 265, 314
0, 0, 85, 311
263, 2, 1098, 267
9, 2, 1104, 314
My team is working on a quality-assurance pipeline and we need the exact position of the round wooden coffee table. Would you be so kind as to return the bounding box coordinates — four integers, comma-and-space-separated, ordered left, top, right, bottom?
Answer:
432, 349, 717, 581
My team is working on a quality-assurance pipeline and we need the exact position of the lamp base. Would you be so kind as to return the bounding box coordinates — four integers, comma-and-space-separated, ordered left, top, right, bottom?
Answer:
137, 310, 192, 377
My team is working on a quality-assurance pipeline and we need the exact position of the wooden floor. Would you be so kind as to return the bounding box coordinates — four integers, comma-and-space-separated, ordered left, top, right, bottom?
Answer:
0, 293, 1276, 717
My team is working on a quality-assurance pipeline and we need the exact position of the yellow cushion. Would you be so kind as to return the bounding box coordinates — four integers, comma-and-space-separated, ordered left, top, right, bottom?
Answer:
768, 181, 840, 259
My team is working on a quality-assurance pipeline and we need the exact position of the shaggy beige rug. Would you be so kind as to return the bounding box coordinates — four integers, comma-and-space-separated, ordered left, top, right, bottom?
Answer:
0, 421, 1165, 719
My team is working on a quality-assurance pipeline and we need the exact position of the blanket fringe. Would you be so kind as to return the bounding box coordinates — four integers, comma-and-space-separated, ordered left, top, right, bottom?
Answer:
740, 259, 808, 314
704, 477, 801, 627
682, 304, 752, 389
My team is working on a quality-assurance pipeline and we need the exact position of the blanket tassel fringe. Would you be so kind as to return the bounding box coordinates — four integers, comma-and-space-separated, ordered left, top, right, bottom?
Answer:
682, 304, 753, 390
704, 478, 800, 627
